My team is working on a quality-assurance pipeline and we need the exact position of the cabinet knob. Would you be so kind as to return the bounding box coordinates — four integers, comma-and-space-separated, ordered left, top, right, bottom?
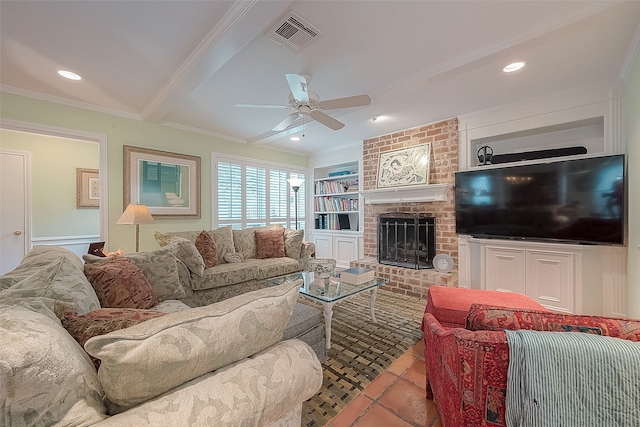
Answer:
14, 230, 22, 235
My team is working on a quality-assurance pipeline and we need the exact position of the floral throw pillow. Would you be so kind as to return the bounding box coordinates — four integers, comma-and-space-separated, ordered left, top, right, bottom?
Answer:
195, 230, 217, 268
255, 228, 286, 259
168, 236, 205, 276
59, 307, 166, 369
84, 257, 158, 309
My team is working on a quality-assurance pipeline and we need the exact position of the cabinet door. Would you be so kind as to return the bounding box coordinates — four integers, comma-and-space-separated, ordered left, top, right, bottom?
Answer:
526, 250, 574, 313
313, 234, 333, 259
483, 246, 526, 294
333, 235, 360, 269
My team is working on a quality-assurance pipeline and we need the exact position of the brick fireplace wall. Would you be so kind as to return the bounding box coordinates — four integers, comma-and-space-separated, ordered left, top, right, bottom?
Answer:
351, 117, 458, 299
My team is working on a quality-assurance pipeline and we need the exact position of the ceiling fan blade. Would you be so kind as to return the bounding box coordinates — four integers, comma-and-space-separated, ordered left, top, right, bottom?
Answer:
309, 110, 345, 130
235, 103, 290, 109
285, 74, 309, 103
317, 94, 371, 110
272, 113, 299, 132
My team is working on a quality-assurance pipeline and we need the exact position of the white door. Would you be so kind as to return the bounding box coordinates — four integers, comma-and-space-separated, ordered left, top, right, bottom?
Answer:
526, 250, 576, 313
483, 245, 527, 294
333, 234, 360, 269
0, 151, 29, 274
312, 233, 332, 259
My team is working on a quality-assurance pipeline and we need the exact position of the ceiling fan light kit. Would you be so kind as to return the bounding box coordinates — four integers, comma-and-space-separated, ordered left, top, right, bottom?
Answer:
236, 73, 371, 133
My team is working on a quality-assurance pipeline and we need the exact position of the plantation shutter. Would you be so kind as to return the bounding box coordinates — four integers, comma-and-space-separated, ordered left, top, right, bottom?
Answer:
246, 166, 266, 220
214, 155, 306, 230
217, 162, 242, 222
270, 170, 288, 220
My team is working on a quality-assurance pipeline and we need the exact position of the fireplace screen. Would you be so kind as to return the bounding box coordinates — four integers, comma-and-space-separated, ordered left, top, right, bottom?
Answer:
377, 213, 435, 269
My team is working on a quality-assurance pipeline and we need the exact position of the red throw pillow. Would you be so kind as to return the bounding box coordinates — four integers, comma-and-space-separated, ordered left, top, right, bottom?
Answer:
255, 228, 286, 259
60, 307, 166, 369
84, 257, 158, 309
195, 230, 217, 268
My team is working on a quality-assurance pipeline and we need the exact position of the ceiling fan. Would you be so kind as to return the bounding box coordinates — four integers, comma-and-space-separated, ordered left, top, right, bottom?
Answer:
235, 74, 371, 132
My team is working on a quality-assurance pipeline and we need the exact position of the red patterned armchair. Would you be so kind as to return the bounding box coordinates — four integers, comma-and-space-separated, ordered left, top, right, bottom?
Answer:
421, 304, 640, 427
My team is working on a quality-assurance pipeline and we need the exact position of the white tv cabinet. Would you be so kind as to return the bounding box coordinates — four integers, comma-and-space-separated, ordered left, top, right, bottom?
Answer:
456, 84, 627, 317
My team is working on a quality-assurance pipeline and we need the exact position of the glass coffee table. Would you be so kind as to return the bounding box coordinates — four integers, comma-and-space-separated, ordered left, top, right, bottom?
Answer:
267, 271, 388, 349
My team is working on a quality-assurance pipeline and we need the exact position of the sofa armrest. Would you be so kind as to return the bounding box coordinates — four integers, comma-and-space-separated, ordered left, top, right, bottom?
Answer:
92, 340, 322, 426
300, 241, 316, 270
466, 304, 640, 341
422, 312, 510, 427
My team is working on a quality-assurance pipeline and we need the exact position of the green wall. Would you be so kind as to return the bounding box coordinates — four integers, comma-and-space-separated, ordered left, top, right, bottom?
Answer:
625, 54, 640, 318
0, 92, 308, 253
1, 129, 100, 237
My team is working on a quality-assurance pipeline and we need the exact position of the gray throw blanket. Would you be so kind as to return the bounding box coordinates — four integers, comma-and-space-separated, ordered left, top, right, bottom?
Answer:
505, 330, 640, 427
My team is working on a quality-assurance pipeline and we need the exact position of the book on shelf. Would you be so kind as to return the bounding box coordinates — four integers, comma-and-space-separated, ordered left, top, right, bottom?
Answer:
328, 170, 352, 177
339, 267, 375, 284
338, 214, 350, 230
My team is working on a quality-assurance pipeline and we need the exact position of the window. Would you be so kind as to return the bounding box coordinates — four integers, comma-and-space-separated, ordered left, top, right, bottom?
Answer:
214, 154, 306, 230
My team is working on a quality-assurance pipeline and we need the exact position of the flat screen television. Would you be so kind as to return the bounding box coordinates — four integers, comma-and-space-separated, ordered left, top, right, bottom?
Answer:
455, 154, 625, 245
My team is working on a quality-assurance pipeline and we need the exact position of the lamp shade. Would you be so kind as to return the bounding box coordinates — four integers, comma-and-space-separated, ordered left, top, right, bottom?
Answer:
117, 204, 155, 225
287, 177, 305, 188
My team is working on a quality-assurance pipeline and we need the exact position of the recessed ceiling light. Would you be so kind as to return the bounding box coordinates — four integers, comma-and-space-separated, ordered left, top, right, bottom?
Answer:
503, 61, 526, 73
290, 136, 300, 141
58, 70, 82, 80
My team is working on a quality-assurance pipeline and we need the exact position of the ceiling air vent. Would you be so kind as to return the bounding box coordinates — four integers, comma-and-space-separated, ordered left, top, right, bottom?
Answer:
265, 11, 322, 53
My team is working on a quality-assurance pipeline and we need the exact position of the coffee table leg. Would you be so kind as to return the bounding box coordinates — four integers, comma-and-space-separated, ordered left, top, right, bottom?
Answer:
370, 287, 378, 323
323, 302, 335, 350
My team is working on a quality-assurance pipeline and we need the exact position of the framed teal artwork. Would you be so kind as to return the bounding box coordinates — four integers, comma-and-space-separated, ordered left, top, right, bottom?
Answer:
124, 145, 200, 218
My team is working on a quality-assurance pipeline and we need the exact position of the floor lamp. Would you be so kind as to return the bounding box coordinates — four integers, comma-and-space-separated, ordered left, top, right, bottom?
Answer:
117, 204, 155, 252
287, 178, 304, 230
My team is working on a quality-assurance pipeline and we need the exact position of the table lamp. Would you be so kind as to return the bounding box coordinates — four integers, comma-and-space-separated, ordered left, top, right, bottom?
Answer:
117, 204, 155, 252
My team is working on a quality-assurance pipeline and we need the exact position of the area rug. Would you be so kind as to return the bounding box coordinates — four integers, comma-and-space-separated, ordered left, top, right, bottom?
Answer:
300, 288, 427, 427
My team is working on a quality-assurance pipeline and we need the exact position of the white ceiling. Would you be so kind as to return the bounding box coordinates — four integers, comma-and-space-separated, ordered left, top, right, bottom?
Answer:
2, 1, 639, 155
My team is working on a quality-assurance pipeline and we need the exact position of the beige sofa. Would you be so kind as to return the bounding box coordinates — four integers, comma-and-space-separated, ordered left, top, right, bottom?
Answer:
152, 225, 316, 307
0, 245, 323, 426
85, 225, 326, 362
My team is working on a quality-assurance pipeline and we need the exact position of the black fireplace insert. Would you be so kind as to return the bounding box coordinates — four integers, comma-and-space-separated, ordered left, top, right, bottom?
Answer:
377, 213, 435, 269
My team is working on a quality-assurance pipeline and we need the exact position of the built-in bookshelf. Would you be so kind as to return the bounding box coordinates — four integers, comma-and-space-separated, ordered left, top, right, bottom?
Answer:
313, 162, 360, 231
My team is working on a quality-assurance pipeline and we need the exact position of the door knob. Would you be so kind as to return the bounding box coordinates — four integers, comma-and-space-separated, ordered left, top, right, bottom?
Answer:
14, 230, 22, 235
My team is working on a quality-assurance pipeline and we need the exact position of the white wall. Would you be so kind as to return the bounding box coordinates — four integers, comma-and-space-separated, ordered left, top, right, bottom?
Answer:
625, 52, 640, 318
0, 129, 100, 238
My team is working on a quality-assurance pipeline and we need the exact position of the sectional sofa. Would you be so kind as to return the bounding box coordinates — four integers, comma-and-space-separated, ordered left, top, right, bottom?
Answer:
0, 243, 323, 426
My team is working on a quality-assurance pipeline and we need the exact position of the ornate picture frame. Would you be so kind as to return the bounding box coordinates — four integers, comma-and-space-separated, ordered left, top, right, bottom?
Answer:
76, 168, 99, 208
377, 143, 431, 188
123, 145, 201, 218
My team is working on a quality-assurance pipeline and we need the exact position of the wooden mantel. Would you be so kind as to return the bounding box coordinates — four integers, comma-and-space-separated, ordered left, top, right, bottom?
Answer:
360, 183, 452, 204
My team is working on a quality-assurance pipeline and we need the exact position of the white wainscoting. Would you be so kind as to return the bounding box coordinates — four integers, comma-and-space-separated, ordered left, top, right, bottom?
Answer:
31, 235, 100, 259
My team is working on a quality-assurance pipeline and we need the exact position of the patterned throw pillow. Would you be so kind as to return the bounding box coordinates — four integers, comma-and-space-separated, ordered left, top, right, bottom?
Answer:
255, 228, 286, 259
195, 230, 217, 268
0, 305, 107, 425
60, 308, 166, 369
223, 252, 245, 263
84, 280, 302, 409
168, 236, 205, 276
84, 257, 158, 309
284, 229, 304, 259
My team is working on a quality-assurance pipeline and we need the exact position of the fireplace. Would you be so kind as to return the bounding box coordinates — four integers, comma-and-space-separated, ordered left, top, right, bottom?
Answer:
377, 213, 435, 269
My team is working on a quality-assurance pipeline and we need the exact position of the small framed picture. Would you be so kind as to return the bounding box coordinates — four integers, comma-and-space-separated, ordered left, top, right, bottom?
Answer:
76, 168, 99, 208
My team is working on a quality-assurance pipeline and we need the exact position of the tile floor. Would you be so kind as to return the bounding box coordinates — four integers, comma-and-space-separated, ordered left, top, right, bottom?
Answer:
328, 339, 442, 427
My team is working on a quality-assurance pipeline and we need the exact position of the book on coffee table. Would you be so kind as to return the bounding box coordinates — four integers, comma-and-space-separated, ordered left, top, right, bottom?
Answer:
340, 267, 374, 284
